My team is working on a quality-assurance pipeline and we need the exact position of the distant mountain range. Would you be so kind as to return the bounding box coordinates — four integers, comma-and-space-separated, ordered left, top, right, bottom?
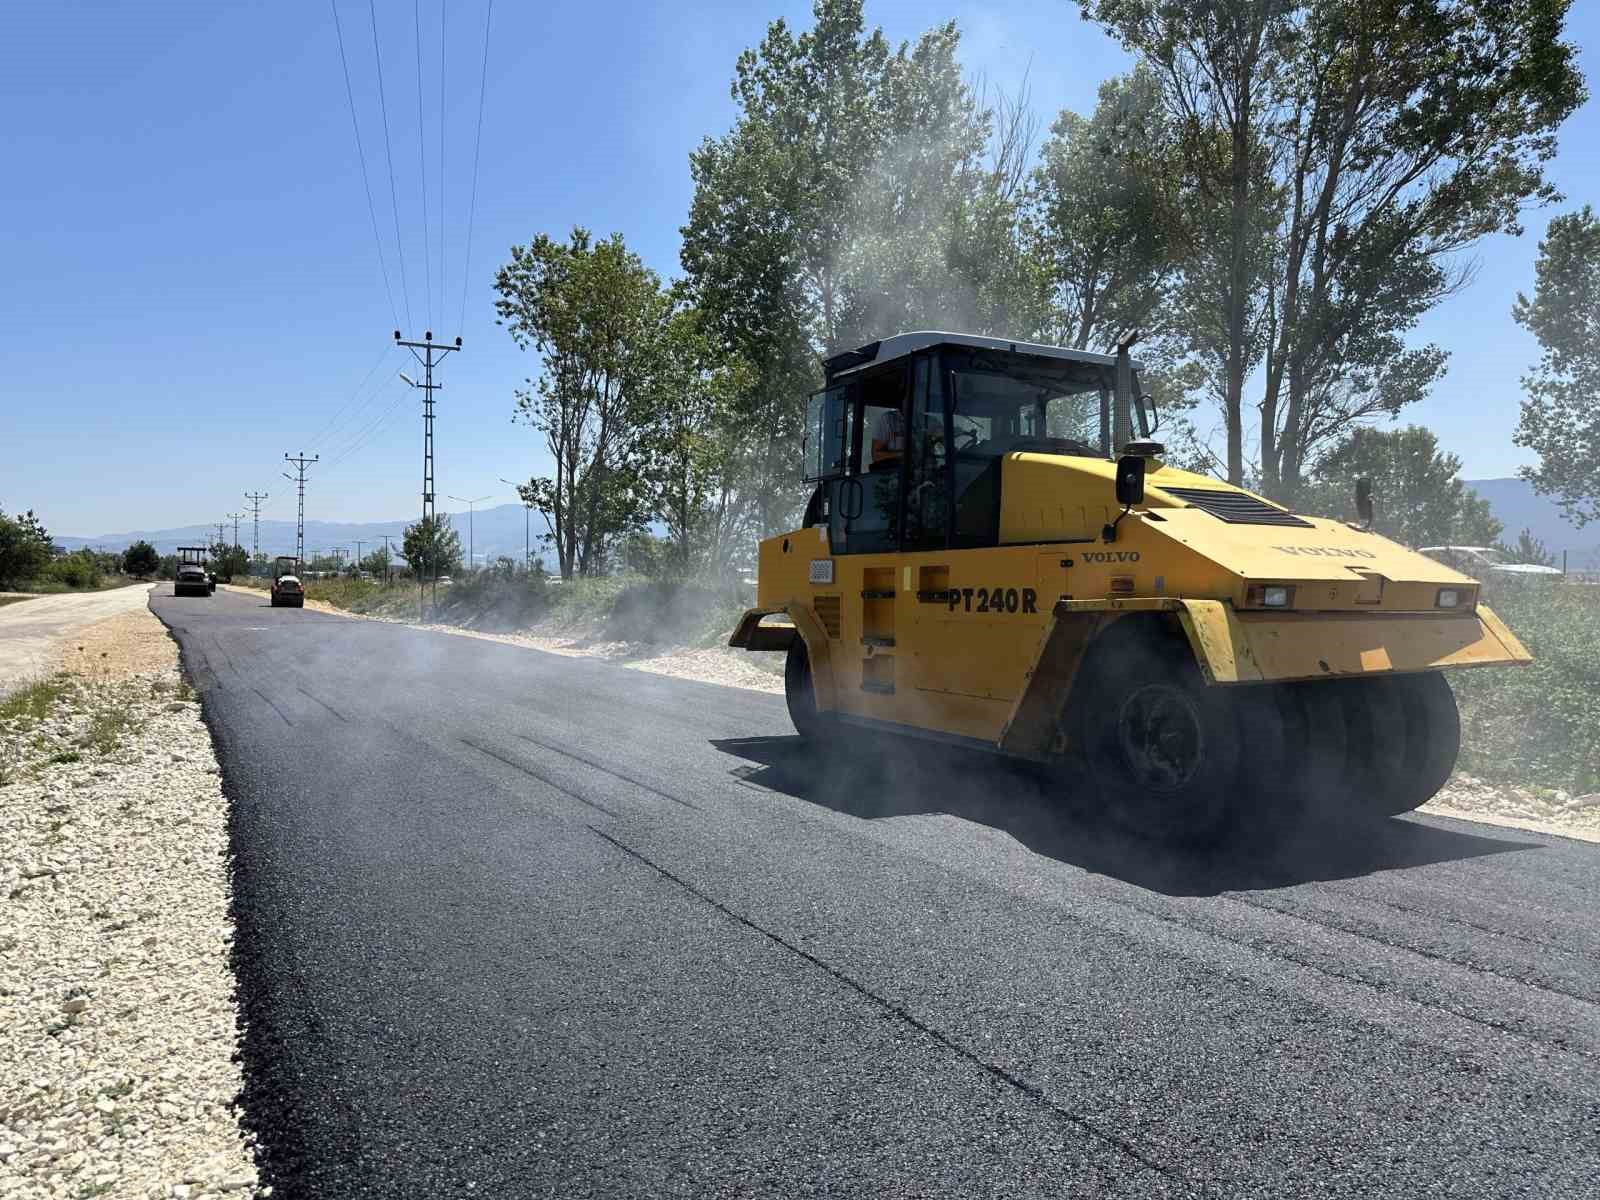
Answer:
56, 504, 541, 566
1462, 478, 1599, 568
56, 479, 1600, 571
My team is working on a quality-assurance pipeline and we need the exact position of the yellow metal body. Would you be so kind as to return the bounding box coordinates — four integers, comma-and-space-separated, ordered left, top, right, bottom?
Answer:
734, 454, 1530, 754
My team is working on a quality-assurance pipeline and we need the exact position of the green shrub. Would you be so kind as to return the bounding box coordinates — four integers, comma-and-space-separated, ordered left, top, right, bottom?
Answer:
1453, 579, 1600, 794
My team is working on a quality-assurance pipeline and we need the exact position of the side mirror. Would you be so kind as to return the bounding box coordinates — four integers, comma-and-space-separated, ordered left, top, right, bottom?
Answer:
1115, 454, 1146, 507
1355, 477, 1374, 528
1138, 391, 1160, 434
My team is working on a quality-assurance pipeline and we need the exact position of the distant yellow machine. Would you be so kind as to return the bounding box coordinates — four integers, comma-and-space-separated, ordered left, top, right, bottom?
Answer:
730, 331, 1530, 842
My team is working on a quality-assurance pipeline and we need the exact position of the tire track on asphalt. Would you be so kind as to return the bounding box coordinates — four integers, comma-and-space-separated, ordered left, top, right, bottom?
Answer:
249, 686, 296, 728
510, 730, 702, 811
1115, 893, 1596, 1059
1222, 891, 1600, 1006
591, 826, 1210, 1198
1315, 881, 1600, 963
457, 737, 619, 818
295, 685, 351, 724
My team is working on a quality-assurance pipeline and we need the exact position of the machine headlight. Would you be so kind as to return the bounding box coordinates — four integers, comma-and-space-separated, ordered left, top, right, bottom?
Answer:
1247, 584, 1295, 608
1437, 587, 1461, 609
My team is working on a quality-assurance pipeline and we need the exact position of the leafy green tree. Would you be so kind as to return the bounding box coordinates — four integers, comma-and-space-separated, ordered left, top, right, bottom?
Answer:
495, 229, 669, 578
122, 540, 160, 578
680, 0, 1039, 536
359, 548, 392, 578
158, 554, 178, 580
0, 508, 53, 587
1502, 528, 1556, 567
639, 303, 758, 577
209, 541, 249, 582
47, 548, 102, 589
1514, 205, 1600, 526
1298, 425, 1501, 548
1079, 0, 1584, 490
1254, 0, 1583, 496
402, 515, 463, 581
1026, 67, 1180, 353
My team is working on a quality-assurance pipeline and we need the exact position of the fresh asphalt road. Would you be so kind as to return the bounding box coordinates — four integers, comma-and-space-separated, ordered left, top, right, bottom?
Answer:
149, 586, 1600, 1199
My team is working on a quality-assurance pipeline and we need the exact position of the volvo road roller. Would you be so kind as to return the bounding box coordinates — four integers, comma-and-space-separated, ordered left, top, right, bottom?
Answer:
729, 331, 1532, 842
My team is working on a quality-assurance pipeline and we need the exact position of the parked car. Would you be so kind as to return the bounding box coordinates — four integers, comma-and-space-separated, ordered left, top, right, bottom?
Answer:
1417, 546, 1563, 580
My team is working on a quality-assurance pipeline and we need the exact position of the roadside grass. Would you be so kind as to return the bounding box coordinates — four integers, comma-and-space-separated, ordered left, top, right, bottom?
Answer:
0, 594, 38, 608
1454, 578, 1600, 796
1, 674, 77, 725
17, 574, 142, 595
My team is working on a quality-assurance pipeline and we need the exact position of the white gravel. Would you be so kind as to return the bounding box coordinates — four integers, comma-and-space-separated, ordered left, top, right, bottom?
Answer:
0, 609, 261, 1198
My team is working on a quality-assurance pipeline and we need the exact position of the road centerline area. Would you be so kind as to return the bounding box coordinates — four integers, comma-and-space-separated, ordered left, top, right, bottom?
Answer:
588, 825, 1202, 1193
147, 587, 1600, 1197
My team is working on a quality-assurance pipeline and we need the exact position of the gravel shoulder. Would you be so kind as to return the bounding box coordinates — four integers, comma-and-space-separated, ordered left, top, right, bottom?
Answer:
0, 600, 260, 1198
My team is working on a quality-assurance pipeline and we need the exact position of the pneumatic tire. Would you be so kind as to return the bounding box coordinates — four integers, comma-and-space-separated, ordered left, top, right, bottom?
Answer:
784, 638, 826, 742
1074, 624, 1242, 846
1374, 672, 1460, 815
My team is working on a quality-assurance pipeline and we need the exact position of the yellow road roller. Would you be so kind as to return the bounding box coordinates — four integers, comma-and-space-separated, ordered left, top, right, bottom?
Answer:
730, 331, 1531, 841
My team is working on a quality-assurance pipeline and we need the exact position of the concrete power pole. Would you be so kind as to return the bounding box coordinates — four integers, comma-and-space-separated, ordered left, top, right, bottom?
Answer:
244, 491, 268, 559
226, 512, 243, 548
282, 452, 319, 567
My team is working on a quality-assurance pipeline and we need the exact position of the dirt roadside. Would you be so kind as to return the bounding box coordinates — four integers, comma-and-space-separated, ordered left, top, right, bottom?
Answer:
0, 585, 159, 696
0, 598, 261, 1198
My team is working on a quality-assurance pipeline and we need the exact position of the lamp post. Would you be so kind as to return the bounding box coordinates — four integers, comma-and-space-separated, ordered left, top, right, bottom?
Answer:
499, 477, 533, 571
446, 494, 492, 574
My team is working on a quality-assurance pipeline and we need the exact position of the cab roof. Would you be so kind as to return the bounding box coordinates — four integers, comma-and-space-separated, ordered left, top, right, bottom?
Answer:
823, 331, 1121, 382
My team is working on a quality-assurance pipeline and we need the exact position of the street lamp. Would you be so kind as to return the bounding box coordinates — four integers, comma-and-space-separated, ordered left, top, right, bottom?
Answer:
499, 477, 534, 571
446, 494, 492, 574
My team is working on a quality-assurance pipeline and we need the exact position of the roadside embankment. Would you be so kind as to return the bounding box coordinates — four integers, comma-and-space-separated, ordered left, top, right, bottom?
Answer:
0, 598, 260, 1198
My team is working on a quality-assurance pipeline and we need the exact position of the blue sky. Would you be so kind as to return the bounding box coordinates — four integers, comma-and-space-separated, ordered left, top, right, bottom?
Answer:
2, 1, 1596, 538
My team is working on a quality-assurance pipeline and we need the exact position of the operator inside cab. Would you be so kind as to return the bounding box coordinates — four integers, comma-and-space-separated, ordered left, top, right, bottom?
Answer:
870, 406, 904, 468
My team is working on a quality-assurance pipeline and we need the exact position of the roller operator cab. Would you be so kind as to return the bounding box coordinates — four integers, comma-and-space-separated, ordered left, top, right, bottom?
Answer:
730, 331, 1533, 843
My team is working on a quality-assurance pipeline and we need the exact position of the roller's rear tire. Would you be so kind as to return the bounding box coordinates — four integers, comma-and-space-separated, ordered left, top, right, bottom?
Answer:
1338, 677, 1413, 816
1074, 625, 1241, 846
1375, 672, 1460, 815
784, 638, 826, 742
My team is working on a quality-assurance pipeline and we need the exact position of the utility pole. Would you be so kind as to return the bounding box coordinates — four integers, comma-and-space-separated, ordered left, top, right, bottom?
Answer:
354, 540, 366, 576
282, 452, 319, 567
226, 511, 243, 548
396, 329, 461, 614
500, 477, 533, 571
214, 521, 227, 552
448, 494, 491, 574
244, 491, 268, 559
381, 534, 395, 583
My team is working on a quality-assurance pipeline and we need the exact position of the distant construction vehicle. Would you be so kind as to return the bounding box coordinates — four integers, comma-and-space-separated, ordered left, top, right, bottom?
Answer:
270, 556, 304, 608
174, 547, 215, 597
730, 331, 1532, 843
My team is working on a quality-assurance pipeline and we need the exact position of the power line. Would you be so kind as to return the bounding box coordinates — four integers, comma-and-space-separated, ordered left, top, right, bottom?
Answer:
322, 378, 412, 472
305, 343, 397, 454
368, 0, 412, 332
329, 0, 400, 331
440, 0, 447, 327
458, 0, 493, 336
414, 0, 433, 332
